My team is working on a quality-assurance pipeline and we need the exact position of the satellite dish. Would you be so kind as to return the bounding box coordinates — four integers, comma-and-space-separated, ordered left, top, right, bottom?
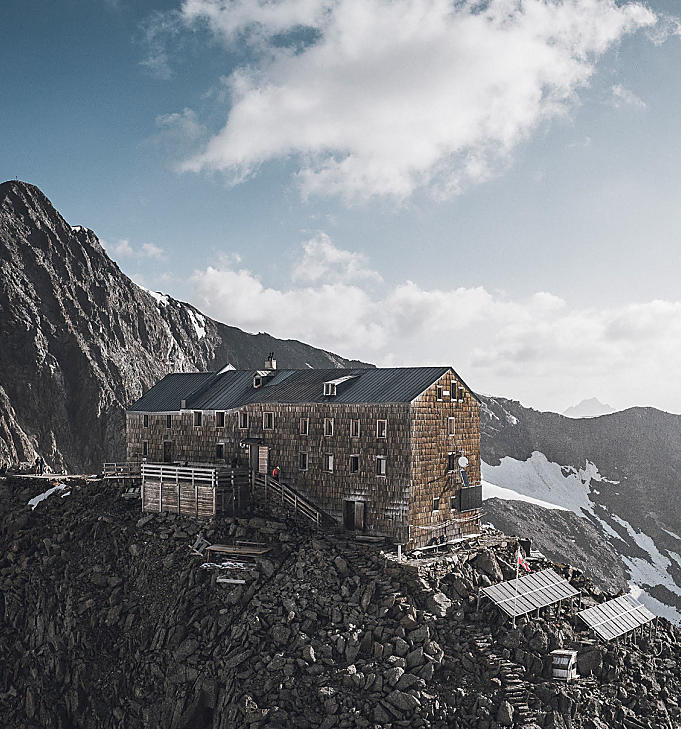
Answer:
458, 455, 469, 468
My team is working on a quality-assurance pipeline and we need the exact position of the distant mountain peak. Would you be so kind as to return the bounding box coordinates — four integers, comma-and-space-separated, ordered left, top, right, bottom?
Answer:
563, 397, 615, 419
0, 180, 370, 471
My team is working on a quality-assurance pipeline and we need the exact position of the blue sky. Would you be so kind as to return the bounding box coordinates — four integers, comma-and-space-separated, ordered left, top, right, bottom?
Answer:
4, 0, 681, 412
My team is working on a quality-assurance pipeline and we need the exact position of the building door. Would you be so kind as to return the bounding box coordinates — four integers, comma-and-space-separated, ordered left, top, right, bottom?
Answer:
163, 441, 173, 463
249, 445, 259, 472
343, 500, 365, 531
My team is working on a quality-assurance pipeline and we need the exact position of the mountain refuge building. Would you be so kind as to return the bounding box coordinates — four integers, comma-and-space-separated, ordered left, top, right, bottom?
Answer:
126, 358, 482, 550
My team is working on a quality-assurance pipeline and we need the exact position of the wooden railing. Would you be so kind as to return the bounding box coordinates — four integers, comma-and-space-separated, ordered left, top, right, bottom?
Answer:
103, 462, 141, 479
253, 472, 322, 527
412, 508, 482, 545
141, 463, 218, 486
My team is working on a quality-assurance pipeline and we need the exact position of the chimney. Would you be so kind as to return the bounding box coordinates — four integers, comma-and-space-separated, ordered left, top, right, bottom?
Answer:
264, 352, 277, 370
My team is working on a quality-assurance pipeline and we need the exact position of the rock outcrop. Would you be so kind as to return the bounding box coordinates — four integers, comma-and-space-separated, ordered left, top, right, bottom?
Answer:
1, 475, 680, 729
0, 180, 368, 473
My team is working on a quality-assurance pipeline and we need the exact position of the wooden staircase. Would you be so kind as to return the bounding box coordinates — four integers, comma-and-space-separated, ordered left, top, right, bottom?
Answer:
252, 472, 335, 529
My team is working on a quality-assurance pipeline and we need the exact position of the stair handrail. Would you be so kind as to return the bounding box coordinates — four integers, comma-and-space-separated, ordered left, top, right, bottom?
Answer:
253, 471, 323, 527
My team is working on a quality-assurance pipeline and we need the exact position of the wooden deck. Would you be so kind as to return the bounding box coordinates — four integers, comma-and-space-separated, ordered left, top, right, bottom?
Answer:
141, 463, 250, 518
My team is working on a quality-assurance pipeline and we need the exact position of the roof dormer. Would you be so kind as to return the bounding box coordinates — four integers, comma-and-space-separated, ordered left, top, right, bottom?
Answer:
323, 375, 358, 397
253, 369, 276, 389
324, 382, 337, 397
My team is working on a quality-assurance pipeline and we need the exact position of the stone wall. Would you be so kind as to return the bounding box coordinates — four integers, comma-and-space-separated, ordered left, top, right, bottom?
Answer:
128, 403, 412, 542
127, 369, 481, 546
408, 372, 481, 548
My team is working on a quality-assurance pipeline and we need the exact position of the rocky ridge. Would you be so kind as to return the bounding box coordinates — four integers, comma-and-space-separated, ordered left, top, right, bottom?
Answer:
1, 475, 680, 729
480, 395, 681, 623
0, 180, 368, 473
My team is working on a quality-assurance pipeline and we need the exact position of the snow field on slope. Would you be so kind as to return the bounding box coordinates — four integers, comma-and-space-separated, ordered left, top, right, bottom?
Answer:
482, 451, 681, 623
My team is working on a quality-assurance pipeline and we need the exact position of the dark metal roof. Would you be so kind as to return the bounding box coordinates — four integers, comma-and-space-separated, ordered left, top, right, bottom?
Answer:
128, 373, 214, 412
128, 366, 474, 411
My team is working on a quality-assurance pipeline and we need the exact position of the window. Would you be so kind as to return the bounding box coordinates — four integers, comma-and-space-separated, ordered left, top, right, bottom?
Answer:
458, 386, 465, 401
193, 411, 202, 427
299, 417, 309, 435
216, 411, 225, 428
299, 452, 308, 471
324, 382, 337, 396
142, 441, 148, 457
239, 411, 249, 429
350, 419, 360, 437
432, 496, 440, 511
376, 419, 387, 438
376, 456, 387, 477
448, 417, 456, 436
452, 382, 458, 401
143, 414, 149, 428
253, 375, 262, 389
350, 455, 360, 473
216, 443, 224, 460
263, 412, 274, 430
450, 494, 458, 511
324, 453, 334, 472
324, 417, 334, 437
436, 385, 443, 401
448, 452, 458, 473
166, 414, 172, 429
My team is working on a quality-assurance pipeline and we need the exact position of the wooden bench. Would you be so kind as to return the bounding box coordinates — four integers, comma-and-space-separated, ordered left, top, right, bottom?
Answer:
205, 544, 271, 561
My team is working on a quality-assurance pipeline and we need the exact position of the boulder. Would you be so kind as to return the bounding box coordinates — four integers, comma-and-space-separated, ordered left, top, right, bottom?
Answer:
496, 700, 514, 726
427, 591, 452, 618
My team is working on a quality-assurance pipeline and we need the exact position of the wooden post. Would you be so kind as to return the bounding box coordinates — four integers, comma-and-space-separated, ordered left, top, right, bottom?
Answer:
212, 470, 217, 517
397, 544, 402, 562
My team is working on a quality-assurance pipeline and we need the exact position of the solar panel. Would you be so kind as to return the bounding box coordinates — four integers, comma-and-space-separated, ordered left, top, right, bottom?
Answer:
481, 568, 580, 619
577, 595, 655, 641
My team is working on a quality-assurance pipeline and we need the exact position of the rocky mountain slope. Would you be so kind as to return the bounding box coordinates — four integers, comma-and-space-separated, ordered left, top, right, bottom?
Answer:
0, 180, 368, 473
2, 474, 680, 729
480, 396, 681, 623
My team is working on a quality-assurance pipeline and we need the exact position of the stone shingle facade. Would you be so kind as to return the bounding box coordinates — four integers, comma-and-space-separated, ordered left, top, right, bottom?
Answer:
126, 366, 481, 548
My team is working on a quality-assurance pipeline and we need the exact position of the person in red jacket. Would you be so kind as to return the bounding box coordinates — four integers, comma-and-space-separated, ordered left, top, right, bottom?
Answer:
272, 465, 280, 482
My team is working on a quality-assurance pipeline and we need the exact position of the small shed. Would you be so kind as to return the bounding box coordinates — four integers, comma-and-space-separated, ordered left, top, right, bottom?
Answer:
550, 650, 578, 682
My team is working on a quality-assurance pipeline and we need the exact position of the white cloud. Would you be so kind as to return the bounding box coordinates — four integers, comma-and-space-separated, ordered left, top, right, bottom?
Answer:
611, 83, 647, 109
104, 239, 166, 260
291, 233, 382, 284
181, 0, 333, 43
191, 237, 681, 412
156, 108, 207, 141
140, 10, 182, 80
177, 0, 657, 200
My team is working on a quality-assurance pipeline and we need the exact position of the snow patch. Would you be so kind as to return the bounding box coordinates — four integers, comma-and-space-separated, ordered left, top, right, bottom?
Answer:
481, 402, 499, 421
629, 584, 681, 624
482, 480, 567, 511
187, 309, 206, 339
138, 285, 169, 306
482, 452, 597, 516
71, 225, 85, 233
28, 484, 69, 510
